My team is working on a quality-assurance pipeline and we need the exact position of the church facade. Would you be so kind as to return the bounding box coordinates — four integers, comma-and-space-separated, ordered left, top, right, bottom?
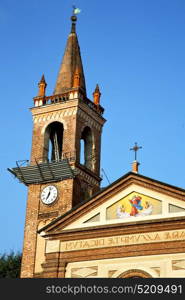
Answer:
8, 13, 185, 278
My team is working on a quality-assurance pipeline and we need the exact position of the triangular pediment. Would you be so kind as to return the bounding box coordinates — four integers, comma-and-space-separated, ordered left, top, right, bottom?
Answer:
40, 172, 185, 235
63, 188, 185, 231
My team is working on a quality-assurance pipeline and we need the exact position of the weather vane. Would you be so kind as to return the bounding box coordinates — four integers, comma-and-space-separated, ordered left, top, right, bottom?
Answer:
130, 142, 142, 161
71, 5, 81, 33
72, 5, 81, 15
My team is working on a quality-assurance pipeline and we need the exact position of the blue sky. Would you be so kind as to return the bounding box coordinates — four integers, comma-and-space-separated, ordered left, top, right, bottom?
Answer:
1, 0, 185, 254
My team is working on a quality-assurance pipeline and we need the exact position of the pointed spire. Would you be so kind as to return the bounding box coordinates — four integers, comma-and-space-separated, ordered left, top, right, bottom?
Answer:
38, 74, 47, 97
53, 13, 86, 95
93, 84, 101, 105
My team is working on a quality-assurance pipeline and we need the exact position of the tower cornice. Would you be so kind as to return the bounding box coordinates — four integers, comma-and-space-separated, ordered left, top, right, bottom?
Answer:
32, 91, 105, 122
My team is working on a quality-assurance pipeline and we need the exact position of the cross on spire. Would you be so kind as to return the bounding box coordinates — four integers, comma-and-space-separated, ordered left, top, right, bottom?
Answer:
130, 142, 142, 161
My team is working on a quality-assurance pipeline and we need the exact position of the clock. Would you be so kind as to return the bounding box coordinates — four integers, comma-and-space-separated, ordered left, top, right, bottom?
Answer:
41, 185, 58, 205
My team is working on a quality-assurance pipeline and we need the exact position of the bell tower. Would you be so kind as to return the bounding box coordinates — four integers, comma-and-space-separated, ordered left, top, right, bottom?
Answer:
8, 12, 105, 278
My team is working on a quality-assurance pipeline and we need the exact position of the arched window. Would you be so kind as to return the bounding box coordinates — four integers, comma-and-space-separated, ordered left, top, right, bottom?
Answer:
43, 122, 64, 162
80, 127, 93, 170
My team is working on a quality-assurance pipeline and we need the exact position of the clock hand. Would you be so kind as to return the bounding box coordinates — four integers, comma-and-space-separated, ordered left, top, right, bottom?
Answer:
46, 191, 51, 200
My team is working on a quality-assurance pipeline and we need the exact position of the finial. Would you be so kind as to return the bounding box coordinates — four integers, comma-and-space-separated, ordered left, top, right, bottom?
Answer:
93, 84, 101, 105
95, 84, 100, 93
71, 5, 81, 33
130, 142, 142, 173
38, 74, 47, 97
39, 74, 46, 84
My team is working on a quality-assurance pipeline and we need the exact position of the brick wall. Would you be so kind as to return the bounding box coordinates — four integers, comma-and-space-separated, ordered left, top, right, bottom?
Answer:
21, 98, 105, 277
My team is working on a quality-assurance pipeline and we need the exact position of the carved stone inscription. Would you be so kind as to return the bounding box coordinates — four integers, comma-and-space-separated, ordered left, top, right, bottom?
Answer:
60, 229, 185, 252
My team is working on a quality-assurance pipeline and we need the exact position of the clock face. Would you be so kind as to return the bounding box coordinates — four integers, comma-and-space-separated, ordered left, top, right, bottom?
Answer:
41, 185, 58, 205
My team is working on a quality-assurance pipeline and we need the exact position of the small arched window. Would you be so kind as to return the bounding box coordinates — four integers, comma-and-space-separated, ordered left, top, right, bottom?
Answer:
80, 126, 93, 170
43, 122, 64, 162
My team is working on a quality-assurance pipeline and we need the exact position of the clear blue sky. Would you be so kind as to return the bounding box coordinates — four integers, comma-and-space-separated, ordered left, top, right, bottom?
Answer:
1, 0, 185, 254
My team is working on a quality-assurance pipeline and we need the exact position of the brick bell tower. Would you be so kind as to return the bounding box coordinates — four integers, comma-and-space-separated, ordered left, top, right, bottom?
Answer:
8, 12, 105, 278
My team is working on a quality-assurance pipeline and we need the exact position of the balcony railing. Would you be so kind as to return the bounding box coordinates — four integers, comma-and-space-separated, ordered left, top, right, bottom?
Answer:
33, 89, 104, 116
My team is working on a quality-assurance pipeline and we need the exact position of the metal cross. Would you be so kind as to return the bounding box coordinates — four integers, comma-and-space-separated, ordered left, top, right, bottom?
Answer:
130, 142, 142, 161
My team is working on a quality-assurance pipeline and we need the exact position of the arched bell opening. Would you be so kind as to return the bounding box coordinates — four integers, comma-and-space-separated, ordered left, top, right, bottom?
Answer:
80, 126, 93, 170
43, 122, 64, 162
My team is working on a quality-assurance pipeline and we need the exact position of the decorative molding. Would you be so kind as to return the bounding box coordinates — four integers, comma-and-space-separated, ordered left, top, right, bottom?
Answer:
76, 168, 99, 186
31, 103, 103, 134
151, 267, 160, 276
38, 211, 59, 220
33, 108, 78, 124
77, 109, 102, 131
46, 240, 60, 254
172, 259, 185, 270
118, 269, 153, 278
108, 270, 117, 278
40, 119, 68, 134
71, 266, 98, 278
